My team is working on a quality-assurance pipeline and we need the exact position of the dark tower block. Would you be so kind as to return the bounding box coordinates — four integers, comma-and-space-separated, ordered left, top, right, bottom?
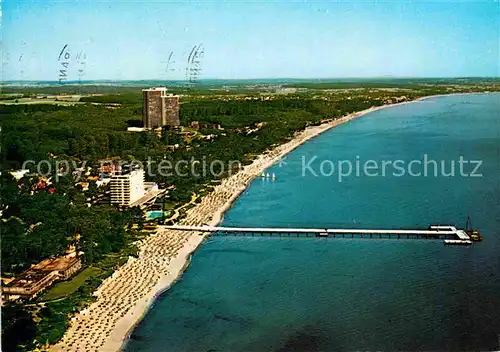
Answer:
142, 87, 180, 128
162, 95, 180, 126
143, 88, 164, 129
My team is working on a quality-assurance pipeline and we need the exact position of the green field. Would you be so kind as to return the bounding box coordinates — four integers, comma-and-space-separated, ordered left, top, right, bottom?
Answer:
40, 267, 102, 301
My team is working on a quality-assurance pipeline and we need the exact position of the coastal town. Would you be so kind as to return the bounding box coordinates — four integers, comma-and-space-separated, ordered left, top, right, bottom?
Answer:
2, 79, 499, 351
2, 87, 179, 301
3, 0, 500, 350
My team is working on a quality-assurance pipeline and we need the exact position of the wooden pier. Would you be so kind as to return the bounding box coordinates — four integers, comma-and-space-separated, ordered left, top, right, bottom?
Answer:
161, 224, 478, 245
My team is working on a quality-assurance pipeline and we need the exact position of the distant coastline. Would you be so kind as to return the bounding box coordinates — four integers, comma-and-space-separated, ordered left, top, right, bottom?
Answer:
2, 77, 500, 88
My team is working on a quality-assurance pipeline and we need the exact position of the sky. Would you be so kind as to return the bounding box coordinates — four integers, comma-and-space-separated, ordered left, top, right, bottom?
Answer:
2, 0, 499, 80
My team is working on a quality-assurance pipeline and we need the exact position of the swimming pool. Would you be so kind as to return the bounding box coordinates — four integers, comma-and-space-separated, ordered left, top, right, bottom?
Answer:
145, 211, 165, 220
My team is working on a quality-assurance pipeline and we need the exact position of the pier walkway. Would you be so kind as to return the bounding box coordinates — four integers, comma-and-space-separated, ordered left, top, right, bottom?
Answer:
161, 225, 474, 244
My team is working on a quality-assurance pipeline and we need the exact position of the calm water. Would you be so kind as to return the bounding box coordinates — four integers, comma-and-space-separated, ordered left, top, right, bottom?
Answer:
125, 94, 500, 351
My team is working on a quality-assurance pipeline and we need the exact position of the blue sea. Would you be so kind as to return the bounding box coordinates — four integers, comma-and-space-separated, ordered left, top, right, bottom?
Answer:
125, 93, 500, 351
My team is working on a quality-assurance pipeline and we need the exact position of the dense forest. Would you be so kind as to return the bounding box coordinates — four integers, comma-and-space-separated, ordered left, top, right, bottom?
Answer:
0, 89, 417, 166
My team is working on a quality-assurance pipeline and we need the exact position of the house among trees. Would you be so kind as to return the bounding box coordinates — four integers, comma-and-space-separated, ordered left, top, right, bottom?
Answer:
189, 121, 200, 130
2, 255, 82, 300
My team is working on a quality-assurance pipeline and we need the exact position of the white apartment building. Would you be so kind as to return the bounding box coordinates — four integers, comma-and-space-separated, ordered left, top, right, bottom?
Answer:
110, 168, 145, 206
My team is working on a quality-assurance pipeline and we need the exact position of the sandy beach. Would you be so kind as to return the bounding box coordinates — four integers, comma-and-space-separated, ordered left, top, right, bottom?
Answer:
50, 98, 431, 352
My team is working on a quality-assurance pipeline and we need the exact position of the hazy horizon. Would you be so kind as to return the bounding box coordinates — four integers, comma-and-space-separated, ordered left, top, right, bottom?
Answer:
3, 76, 500, 84
3, 0, 499, 81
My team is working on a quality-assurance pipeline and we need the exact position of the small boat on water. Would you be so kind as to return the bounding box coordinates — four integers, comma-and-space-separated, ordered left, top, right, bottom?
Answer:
259, 172, 276, 181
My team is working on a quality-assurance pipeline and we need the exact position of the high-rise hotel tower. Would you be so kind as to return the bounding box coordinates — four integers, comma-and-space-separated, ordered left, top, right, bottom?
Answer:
110, 167, 145, 206
142, 87, 180, 128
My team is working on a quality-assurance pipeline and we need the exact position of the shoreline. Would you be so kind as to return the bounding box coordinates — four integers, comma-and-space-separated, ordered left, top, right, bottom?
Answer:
50, 92, 483, 352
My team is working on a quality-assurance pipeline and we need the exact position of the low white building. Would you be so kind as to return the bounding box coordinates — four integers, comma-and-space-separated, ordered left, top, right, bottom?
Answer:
127, 127, 147, 132
9, 169, 30, 180
96, 178, 111, 187
110, 168, 145, 206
